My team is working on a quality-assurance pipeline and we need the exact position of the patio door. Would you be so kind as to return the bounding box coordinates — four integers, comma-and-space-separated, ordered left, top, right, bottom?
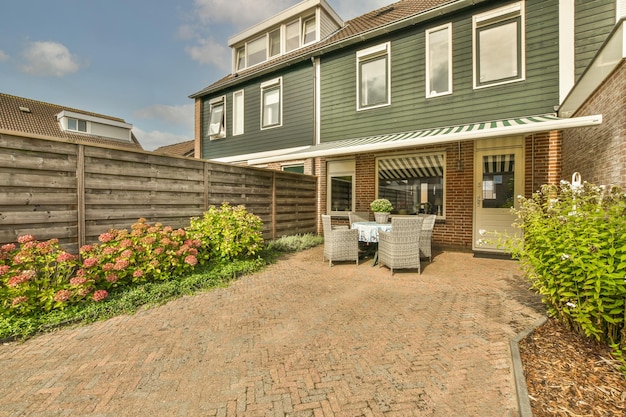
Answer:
473, 138, 524, 253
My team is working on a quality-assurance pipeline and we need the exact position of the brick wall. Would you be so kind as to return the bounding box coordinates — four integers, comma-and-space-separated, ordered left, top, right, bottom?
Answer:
562, 61, 626, 187
524, 130, 563, 196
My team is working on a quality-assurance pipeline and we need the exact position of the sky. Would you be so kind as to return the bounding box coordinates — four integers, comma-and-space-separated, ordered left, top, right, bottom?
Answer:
0, 0, 393, 151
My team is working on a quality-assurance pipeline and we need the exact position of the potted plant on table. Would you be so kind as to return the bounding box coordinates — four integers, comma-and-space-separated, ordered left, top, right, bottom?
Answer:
370, 198, 393, 224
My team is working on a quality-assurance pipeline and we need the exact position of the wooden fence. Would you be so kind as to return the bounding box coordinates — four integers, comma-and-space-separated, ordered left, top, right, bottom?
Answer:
0, 132, 317, 252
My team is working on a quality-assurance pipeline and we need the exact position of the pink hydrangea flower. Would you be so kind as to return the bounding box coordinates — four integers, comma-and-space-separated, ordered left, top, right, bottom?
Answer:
98, 232, 115, 243
11, 296, 28, 307
120, 239, 133, 248
132, 269, 144, 278
103, 263, 115, 271
57, 252, 76, 263
80, 244, 95, 253
54, 290, 72, 303
17, 234, 35, 244
184, 255, 198, 266
114, 259, 129, 270
163, 226, 173, 233
105, 273, 119, 283
7, 270, 36, 287
153, 247, 164, 255
1, 243, 16, 252
102, 247, 117, 256
93, 290, 108, 302
0, 265, 10, 276
70, 277, 87, 286
83, 257, 99, 268
120, 249, 133, 259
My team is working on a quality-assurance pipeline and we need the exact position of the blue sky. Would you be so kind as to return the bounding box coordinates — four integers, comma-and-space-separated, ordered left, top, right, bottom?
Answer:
0, 0, 392, 150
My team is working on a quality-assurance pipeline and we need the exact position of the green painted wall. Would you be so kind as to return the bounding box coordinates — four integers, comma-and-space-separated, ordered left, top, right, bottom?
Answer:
202, 62, 315, 159
319, 0, 561, 142
575, 0, 616, 80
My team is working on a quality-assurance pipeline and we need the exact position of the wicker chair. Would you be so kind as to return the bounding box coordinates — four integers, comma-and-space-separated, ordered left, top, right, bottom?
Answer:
321, 215, 359, 267
418, 214, 437, 262
348, 211, 369, 225
378, 216, 423, 275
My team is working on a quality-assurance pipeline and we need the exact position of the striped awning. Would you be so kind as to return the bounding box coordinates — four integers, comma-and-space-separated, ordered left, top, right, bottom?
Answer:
248, 113, 602, 164
379, 154, 444, 179
483, 154, 515, 174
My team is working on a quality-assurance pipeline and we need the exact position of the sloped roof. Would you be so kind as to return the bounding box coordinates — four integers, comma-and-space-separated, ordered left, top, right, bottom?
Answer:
0, 93, 142, 149
190, 0, 463, 98
154, 140, 195, 157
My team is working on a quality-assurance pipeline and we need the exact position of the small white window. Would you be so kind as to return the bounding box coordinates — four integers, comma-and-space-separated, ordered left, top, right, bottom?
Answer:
232, 90, 244, 136
285, 21, 300, 52
357, 42, 391, 110
269, 29, 281, 57
302, 16, 316, 45
235, 47, 245, 71
426, 23, 452, 97
261, 78, 282, 129
247, 36, 266, 67
67, 118, 87, 132
208, 96, 226, 139
473, 2, 524, 88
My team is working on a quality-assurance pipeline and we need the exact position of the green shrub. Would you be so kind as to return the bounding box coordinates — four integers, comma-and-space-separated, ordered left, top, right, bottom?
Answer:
187, 203, 264, 261
266, 233, 323, 253
507, 179, 626, 370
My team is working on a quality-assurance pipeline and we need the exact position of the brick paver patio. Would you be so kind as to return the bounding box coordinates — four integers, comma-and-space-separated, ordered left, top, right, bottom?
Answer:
0, 246, 544, 417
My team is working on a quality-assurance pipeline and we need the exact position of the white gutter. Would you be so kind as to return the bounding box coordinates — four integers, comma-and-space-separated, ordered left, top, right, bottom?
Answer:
248, 114, 602, 165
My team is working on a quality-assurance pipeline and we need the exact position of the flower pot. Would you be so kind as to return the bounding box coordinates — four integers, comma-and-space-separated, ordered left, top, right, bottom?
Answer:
374, 212, 390, 224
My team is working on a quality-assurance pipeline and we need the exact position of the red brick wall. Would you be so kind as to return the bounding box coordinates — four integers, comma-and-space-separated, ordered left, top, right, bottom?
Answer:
562, 61, 626, 187
524, 131, 563, 196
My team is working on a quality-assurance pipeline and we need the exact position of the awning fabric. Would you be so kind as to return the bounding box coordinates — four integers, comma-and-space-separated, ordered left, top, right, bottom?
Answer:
379, 154, 444, 179
248, 113, 602, 164
483, 154, 515, 174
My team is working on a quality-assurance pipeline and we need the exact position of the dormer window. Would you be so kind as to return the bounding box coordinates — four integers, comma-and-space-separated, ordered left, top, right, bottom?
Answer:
232, 15, 317, 71
67, 117, 87, 132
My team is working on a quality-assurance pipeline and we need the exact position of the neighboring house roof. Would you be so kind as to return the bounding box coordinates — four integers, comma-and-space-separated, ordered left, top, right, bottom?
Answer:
190, 0, 477, 98
154, 140, 195, 157
0, 93, 142, 149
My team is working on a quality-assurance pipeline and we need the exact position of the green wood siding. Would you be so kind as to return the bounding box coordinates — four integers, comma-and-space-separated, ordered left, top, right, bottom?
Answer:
575, 0, 616, 80
319, 0, 560, 143
202, 63, 315, 159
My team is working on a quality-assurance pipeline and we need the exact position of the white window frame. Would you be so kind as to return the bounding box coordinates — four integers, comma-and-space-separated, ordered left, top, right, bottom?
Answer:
208, 96, 226, 140
232, 90, 244, 136
327, 159, 355, 214
472, 2, 525, 89
260, 77, 282, 130
67, 117, 88, 133
302, 15, 317, 46
356, 42, 391, 111
425, 23, 453, 98
246, 35, 267, 68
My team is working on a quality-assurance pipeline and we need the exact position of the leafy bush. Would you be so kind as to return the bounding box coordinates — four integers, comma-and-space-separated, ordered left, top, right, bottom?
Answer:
507, 179, 626, 369
265, 233, 323, 253
187, 203, 264, 261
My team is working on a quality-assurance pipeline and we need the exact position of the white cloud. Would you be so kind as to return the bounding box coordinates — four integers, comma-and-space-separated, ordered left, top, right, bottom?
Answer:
0, 50, 8, 61
132, 126, 192, 152
185, 37, 230, 70
134, 103, 195, 130
20, 41, 83, 77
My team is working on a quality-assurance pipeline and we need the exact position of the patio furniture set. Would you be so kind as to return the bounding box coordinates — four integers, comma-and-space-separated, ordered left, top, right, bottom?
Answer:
321, 213, 437, 275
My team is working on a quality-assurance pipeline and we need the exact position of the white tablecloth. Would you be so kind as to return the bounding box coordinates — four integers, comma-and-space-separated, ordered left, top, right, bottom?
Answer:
351, 221, 392, 243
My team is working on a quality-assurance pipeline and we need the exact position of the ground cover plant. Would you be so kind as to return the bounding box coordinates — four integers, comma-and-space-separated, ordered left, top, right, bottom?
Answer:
507, 179, 626, 375
0, 203, 313, 341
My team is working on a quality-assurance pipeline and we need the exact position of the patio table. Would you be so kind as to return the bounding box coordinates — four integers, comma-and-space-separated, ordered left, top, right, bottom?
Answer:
351, 221, 392, 265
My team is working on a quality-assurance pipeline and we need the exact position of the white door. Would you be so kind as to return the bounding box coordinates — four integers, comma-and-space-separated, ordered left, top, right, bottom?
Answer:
473, 138, 524, 253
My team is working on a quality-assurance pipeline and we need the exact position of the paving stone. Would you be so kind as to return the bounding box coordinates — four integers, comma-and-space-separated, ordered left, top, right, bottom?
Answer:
0, 247, 544, 416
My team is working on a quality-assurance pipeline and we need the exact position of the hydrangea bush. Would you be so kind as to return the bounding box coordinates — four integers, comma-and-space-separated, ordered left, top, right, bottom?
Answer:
507, 179, 626, 367
1, 204, 264, 318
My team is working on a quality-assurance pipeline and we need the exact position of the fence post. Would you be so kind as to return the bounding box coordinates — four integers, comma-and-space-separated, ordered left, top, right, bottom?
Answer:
76, 144, 86, 249
203, 161, 210, 211
272, 171, 277, 240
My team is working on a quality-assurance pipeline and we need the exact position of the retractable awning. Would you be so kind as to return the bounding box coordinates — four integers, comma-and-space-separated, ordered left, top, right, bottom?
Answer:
248, 114, 602, 164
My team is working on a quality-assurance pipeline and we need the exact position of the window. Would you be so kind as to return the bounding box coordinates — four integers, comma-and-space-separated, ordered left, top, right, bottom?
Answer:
328, 160, 355, 213
208, 96, 226, 139
302, 16, 316, 45
67, 118, 87, 132
426, 23, 452, 97
269, 29, 281, 57
377, 153, 445, 216
235, 47, 245, 71
232, 90, 244, 136
482, 154, 515, 208
261, 78, 282, 129
285, 21, 300, 52
473, 2, 524, 88
282, 164, 304, 174
247, 36, 266, 67
357, 42, 390, 110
